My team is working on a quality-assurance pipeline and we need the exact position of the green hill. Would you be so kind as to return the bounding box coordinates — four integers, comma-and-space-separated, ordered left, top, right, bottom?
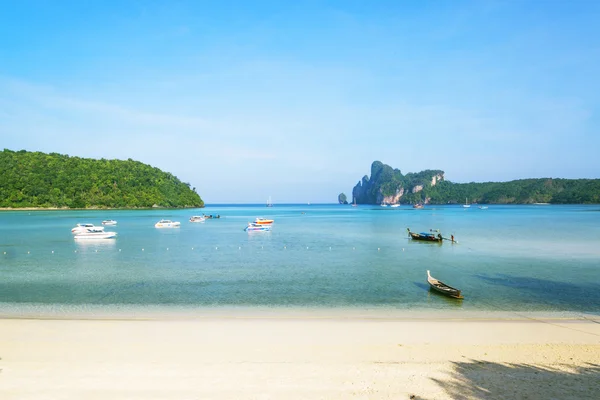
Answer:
0, 149, 204, 209
351, 161, 600, 205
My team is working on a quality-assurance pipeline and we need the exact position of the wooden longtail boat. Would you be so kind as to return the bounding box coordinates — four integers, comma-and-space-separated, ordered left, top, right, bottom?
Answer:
427, 270, 464, 299
407, 228, 443, 242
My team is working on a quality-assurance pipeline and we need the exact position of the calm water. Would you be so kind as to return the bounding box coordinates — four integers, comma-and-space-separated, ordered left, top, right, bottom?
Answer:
1, 204, 599, 315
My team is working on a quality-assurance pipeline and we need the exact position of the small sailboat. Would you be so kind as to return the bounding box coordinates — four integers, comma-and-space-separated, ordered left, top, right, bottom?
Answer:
463, 198, 471, 208
427, 270, 464, 299
266, 196, 273, 207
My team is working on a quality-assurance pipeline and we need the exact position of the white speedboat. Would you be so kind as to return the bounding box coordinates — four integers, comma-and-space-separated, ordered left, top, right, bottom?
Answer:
155, 220, 181, 228
102, 220, 117, 225
71, 223, 104, 234
189, 216, 205, 223
74, 227, 116, 240
390, 204, 400, 208
245, 222, 271, 232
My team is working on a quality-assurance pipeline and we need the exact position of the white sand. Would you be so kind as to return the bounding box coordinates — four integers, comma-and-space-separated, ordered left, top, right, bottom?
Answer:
1, 311, 599, 399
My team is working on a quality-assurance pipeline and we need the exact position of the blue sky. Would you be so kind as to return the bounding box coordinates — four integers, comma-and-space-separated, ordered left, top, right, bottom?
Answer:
1, 1, 599, 203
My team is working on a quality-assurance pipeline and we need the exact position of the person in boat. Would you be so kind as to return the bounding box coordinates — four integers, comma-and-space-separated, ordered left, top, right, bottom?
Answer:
451, 234, 454, 243
437, 233, 442, 241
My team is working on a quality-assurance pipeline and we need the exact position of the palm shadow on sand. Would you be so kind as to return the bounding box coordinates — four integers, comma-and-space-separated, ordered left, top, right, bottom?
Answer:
429, 360, 600, 399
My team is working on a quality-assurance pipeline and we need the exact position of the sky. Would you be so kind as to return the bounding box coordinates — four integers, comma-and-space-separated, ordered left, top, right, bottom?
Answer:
1, 0, 599, 203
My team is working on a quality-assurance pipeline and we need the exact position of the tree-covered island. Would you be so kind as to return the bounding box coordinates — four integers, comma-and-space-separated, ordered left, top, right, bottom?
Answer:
0, 149, 204, 209
349, 161, 600, 205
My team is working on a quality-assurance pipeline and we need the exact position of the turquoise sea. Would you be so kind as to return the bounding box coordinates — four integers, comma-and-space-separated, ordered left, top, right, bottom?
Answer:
1, 204, 599, 316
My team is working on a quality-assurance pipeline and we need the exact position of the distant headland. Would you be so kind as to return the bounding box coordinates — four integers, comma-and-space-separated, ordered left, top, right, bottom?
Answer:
0, 149, 204, 209
339, 161, 600, 205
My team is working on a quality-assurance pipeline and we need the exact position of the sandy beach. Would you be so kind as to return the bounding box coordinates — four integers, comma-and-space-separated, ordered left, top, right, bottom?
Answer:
1, 310, 599, 399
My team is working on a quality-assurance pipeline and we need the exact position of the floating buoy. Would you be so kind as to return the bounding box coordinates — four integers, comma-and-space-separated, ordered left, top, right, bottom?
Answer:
51, 250, 54, 254
119, 249, 121, 252
142, 248, 144, 251
95, 250, 98, 253
239, 247, 241, 250
377, 248, 380, 251
166, 248, 169, 251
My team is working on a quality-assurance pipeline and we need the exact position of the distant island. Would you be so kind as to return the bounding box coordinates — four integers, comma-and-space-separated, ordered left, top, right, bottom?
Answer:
340, 161, 600, 205
0, 149, 204, 209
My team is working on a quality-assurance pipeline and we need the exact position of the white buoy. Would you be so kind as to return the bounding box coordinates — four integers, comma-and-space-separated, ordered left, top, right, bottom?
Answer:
95, 250, 98, 253
378, 248, 380, 251
239, 247, 241, 250
329, 247, 331, 251
119, 249, 121, 252
284, 246, 286, 249
306, 246, 309, 249
52, 250, 54, 254
28, 251, 30, 254
167, 248, 169, 251
215, 247, 218, 250
142, 248, 144, 251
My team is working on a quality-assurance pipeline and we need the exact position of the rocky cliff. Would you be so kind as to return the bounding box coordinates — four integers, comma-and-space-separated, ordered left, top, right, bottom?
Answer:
351, 161, 444, 205
347, 161, 600, 205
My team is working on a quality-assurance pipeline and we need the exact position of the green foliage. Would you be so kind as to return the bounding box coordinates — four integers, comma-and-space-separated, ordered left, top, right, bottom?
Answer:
351, 160, 600, 204
0, 149, 204, 209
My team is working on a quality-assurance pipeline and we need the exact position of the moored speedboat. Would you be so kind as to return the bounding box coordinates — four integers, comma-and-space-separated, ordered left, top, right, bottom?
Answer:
155, 220, 181, 228
74, 227, 116, 240
102, 220, 117, 225
245, 222, 271, 232
254, 217, 274, 225
189, 216, 205, 223
71, 223, 104, 234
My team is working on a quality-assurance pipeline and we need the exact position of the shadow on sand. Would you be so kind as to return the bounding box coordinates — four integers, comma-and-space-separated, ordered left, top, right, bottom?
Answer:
428, 360, 600, 399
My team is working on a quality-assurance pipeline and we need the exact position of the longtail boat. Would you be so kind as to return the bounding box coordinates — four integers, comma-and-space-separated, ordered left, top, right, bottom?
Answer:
427, 270, 464, 299
407, 228, 443, 242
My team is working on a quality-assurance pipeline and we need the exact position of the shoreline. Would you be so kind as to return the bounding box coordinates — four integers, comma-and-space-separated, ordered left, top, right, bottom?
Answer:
1, 303, 599, 321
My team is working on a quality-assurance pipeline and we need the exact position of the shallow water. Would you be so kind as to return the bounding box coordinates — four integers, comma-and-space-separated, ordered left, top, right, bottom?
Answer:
1, 204, 599, 315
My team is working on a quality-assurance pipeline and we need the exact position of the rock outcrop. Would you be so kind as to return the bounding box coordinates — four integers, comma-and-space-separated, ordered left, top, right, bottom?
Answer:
351, 161, 444, 205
